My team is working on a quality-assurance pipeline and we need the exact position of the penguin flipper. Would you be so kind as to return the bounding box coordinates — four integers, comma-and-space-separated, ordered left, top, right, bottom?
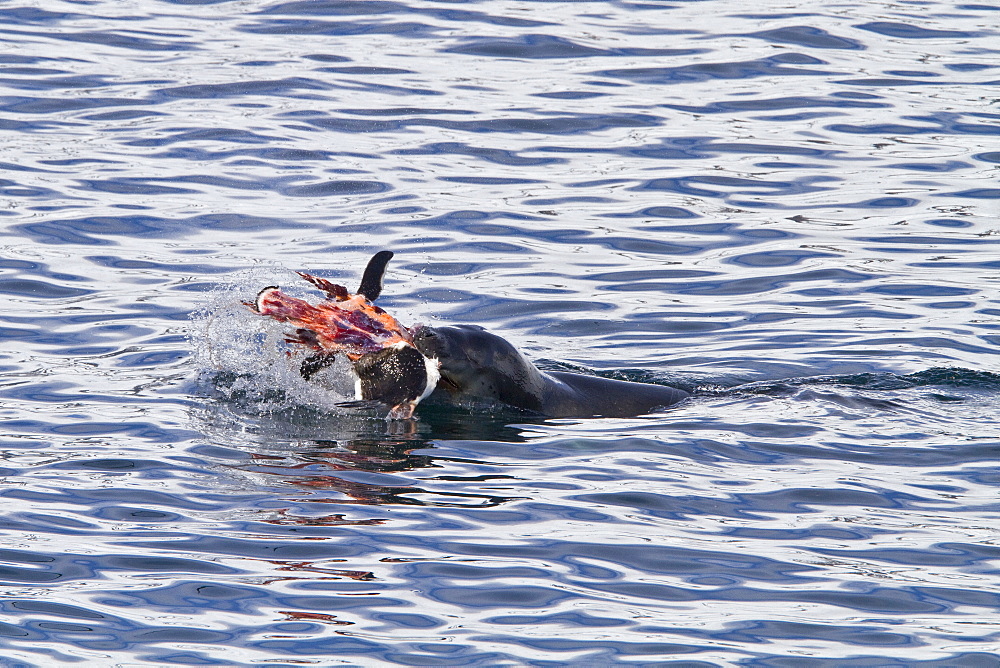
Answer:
357, 250, 394, 302
300, 352, 337, 380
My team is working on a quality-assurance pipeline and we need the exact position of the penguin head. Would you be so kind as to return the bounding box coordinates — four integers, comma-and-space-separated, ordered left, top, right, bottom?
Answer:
351, 343, 440, 419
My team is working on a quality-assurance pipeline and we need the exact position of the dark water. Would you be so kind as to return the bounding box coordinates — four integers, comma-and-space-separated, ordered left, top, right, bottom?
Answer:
1, 0, 999, 665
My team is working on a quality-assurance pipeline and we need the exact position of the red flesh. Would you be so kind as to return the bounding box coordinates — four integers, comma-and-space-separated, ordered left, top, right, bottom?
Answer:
252, 273, 412, 360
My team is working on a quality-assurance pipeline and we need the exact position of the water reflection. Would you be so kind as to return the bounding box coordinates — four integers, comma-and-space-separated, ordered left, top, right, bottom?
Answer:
194, 380, 540, 518
250, 440, 523, 509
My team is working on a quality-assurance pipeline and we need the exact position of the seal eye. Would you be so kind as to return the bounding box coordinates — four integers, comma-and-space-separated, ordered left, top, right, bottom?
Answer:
412, 327, 444, 359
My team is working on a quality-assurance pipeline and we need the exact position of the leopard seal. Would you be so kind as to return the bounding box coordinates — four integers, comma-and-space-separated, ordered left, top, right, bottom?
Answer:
285, 251, 689, 419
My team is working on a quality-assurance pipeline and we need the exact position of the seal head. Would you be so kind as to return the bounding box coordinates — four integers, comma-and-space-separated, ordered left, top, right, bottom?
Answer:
413, 325, 548, 412
413, 324, 688, 418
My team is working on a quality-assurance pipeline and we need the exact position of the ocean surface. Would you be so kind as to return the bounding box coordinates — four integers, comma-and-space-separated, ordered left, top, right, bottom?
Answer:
0, 0, 998, 665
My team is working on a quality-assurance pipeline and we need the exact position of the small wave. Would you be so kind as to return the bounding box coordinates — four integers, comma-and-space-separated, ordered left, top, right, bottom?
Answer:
712, 367, 1000, 395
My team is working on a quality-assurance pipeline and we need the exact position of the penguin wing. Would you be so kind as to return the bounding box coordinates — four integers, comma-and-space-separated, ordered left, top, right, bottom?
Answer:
356, 250, 394, 301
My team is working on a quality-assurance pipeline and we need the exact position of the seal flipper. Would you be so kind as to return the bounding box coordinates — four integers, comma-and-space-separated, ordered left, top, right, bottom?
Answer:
357, 250, 394, 302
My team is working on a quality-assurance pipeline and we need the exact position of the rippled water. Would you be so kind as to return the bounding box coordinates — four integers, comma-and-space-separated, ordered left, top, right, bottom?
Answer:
1, 0, 999, 665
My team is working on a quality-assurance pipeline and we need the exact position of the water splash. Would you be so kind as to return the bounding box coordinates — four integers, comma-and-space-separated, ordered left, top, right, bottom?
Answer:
190, 266, 360, 414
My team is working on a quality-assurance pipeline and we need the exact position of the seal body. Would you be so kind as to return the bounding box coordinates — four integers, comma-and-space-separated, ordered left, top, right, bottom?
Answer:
412, 325, 688, 418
